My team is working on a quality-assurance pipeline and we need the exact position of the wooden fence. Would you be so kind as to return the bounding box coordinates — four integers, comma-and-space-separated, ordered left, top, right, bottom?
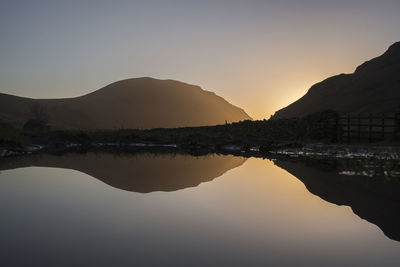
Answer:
334, 113, 400, 142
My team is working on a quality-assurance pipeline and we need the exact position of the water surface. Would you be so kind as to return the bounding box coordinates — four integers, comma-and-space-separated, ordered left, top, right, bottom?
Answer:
0, 153, 399, 266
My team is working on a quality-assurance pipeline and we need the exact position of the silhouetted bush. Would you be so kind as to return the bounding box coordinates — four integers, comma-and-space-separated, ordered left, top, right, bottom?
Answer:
0, 120, 26, 146
23, 119, 50, 132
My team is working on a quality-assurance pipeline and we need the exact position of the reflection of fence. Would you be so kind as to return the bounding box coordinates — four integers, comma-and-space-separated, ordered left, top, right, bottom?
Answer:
334, 113, 400, 142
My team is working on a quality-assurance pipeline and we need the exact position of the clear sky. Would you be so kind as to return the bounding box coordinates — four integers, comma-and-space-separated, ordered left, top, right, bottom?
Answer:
1, 0, 399, 119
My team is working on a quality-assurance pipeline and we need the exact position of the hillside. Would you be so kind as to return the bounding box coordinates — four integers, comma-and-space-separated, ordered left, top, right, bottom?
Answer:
0, 77, 251, 130
273, 41, 400, 118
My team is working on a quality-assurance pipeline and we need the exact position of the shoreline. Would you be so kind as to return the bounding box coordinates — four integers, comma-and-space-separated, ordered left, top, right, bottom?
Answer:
2, 140, 400, 160
1, 142, 400, 180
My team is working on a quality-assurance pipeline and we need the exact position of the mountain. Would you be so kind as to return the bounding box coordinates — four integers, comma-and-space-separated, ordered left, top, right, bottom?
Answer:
273, 41, 400, 118
0, 77, 251, 130
0, 153, 246, 193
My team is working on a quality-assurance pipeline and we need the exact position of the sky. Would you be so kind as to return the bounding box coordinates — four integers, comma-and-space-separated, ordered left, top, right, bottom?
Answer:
0, 0, 399, 119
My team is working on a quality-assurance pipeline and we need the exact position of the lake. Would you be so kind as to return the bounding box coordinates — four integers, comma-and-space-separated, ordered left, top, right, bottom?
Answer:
1, 152, 400, 266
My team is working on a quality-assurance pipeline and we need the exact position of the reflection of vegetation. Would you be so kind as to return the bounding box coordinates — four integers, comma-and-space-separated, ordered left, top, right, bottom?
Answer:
274, 156, 400, 180
338, 158, 400, 179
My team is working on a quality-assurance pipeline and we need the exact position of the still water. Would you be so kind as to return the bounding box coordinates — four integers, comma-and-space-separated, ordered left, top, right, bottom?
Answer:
0, 152, 400, 266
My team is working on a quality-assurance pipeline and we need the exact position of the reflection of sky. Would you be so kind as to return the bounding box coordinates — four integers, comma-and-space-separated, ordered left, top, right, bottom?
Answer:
1, 1, 400, 119
0, 157, 399, 266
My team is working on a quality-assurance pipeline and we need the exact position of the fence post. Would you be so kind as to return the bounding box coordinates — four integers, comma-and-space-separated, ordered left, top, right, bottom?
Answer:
358, 114, 361, 142
368, 114, 372, 143
347, 113, 350, 142
395, 113, 400, 140
334, 113, 340, 142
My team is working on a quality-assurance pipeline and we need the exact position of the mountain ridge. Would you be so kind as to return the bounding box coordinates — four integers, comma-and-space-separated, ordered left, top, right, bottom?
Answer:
273, 41, 400, 118
0, 77, 252, 129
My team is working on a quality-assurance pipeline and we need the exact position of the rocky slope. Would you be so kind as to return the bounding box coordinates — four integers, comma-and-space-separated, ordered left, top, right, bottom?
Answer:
273, 41, 400, 118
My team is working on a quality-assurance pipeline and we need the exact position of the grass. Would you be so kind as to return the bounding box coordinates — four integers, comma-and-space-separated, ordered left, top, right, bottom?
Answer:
1, 111, 398, 149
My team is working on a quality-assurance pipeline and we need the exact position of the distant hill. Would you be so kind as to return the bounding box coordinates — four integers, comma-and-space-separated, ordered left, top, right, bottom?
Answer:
0, 77, 251, 130
273, 41, 400, 118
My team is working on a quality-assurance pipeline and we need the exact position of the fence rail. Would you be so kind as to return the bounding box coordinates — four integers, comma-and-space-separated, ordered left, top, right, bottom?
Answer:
334, 113, 400, 142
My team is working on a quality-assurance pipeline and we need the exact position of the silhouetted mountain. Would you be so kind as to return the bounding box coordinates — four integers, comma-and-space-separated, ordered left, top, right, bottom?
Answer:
275, 159, 400, 241
0, 77, 251, 129
273, 41, 400, 118
0, 153, 246, 193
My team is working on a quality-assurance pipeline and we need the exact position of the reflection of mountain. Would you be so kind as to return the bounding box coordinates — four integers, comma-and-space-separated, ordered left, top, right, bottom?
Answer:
0, 153, 246, 193
274, 160, 400, 241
